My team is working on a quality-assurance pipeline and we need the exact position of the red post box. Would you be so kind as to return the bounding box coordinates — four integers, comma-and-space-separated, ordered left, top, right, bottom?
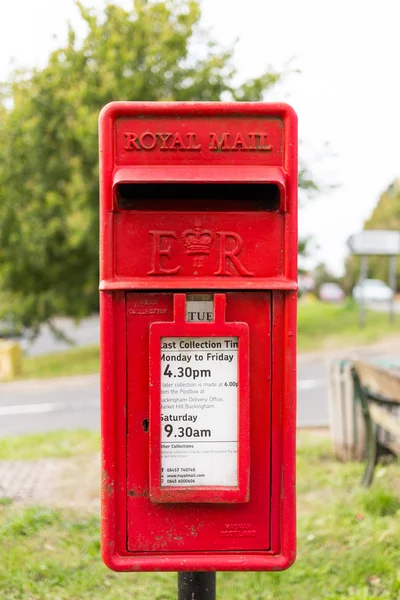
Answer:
99, 102, 297, 572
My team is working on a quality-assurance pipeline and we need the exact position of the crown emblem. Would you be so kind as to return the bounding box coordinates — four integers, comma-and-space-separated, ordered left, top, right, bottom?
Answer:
182, 222, 213, 267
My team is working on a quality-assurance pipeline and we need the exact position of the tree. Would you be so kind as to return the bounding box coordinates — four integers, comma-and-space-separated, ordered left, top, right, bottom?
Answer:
312, 262, 340, 294
344, 180, 400, 292
365, 179, 400, 231
0, 0, 309, 334
0, 1, 284, 334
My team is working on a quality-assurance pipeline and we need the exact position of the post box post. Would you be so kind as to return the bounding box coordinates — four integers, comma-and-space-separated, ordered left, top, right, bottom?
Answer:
99, 102, 298, 574
178, 572, 216, 600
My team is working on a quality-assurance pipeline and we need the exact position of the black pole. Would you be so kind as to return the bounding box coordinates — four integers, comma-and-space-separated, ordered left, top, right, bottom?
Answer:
388, 254, 396, 324
178, 572, 216, 600
359, 255, 368, 328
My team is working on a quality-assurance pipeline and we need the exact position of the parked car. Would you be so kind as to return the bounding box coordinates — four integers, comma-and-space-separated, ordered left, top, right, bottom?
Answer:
319, 282, 345, 303
352, 279, 394, 303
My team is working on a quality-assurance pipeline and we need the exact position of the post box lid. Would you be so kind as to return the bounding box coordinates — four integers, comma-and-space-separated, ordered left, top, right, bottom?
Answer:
113, 165, 286, 187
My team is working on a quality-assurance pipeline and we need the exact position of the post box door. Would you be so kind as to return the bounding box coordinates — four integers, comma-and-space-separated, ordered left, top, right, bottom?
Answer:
126, 291, 272, 553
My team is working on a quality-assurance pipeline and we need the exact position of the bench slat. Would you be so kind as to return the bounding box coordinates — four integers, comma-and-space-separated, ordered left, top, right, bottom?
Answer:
354, 361, 400, 404
369, 404, 400, 437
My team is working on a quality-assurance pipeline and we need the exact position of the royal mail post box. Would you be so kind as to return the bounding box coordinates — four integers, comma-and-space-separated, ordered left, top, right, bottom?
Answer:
99, 102, 297, 572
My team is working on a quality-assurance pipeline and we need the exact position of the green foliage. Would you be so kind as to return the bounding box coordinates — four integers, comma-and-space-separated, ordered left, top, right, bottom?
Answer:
363, 179, 400, 289
298, 236, 312, 259
297, 299, 400, 351
21, 344, 99, 379
0, 506, 62, 537
345, 179, 400, 291
360, 487, 400, 517
365, 179, 400, 231
298, 165, 319, 195
312, 261, 340, 293
0, 0, 282, 333
0, 497, 13, 507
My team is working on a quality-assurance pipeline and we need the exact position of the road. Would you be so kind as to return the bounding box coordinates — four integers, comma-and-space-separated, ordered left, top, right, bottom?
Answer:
22, 315, 100, 357
3, 315, 400, 436
0, 376, 100, 436
4, 315, 328, 434
0, 360, 329, 436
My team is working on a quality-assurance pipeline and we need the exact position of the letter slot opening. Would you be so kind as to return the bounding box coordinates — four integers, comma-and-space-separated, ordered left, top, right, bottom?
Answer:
116, 183, 281, 212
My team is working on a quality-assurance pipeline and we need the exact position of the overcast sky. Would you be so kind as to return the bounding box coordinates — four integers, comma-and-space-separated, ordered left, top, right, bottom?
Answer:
1, 0, 399, 275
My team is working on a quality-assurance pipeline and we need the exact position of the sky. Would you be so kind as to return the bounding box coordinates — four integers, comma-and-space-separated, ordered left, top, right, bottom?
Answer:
1, 0, 399, 275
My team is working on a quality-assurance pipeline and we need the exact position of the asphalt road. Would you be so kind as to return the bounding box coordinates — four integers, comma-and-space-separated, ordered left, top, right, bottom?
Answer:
2, 315, 328, 435
0, 376, 100, 436
3, 314, 399, 437
22, 315, 100, 357
0, 359, 329, 436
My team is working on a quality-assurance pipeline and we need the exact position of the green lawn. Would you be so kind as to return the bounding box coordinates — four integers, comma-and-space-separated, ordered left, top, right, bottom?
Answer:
5, 301, 400, 381
0, 432, 399, 599
298, 300, 400, 352
0, 430, 100, 461
20, 344, 100, 380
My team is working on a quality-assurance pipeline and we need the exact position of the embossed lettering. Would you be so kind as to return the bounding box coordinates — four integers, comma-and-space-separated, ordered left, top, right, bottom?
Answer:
139, 131, 157, 150
186, 132, 201, 151
124, 132, 140, 150
170, 133, 186, 150
147, 228, 254, 276
209, 132, 230, 151
155, 132, 173, 150
214, 232, 254, 276
128, 308, 168, 315
123, 130, 272, 152
259, 132, 272, 151
148, 231, 181, 275
248, 132, 258, 150
220, 522, 257, 538
209, 131, 272, 152
231, 132, 248, 151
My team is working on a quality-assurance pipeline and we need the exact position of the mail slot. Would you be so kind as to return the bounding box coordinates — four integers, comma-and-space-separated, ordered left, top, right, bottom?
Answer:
99, 102, 298, 572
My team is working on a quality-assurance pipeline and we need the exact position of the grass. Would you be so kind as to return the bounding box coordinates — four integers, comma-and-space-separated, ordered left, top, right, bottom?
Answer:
20, 344, 99, 380
0, 430, 100, 460
298, 299, 400, 352
0, 432, 399, 598
3, 301, 400, 381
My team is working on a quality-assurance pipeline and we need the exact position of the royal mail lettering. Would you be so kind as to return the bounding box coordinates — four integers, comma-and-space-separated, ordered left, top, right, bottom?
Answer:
123, 131, 272, 152
124, 131, 202, 151
209, 132, 272, 152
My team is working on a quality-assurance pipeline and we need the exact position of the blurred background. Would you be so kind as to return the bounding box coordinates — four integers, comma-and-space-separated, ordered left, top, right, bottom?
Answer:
0, 1, 400, 599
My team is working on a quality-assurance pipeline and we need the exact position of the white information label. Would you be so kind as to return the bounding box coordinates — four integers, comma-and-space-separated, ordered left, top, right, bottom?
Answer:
185, 300, 214, 323
160, 336, 238, 487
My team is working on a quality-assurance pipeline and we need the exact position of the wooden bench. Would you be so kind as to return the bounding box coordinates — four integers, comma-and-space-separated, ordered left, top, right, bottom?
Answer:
351, 361, 400, 487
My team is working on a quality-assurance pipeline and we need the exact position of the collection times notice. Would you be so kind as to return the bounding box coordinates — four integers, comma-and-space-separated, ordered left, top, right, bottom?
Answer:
160, 336, 239, 487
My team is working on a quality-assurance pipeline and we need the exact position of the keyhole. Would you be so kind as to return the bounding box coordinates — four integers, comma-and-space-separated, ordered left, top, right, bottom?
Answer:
142, 419, 149, 433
